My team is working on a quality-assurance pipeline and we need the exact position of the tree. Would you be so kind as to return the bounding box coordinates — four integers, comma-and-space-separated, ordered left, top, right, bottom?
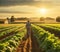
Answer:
46, 17, 54, 20
7, 17, 9, 20
10, 16, 15, 22
40, 17, 45, 21
56, 16, 60, 22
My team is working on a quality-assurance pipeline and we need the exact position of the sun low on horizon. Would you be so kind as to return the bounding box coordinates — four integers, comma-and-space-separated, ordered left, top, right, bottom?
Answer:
38, 8, 48, 15
0, 0, 60, 18
36, 8, 48, 17
39, 8, 47, 14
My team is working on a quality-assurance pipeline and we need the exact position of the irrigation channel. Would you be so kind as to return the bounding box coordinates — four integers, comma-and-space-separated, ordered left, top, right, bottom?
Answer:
16, 27, 42, 52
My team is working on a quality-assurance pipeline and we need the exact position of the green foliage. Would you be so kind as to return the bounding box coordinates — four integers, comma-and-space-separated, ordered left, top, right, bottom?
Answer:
0, 44, 5, 50
56, 16, 60, 22
10, 16, 15, 22
0, 26, 26, 52
32, 25, 60, 52
5, 47, 11, 52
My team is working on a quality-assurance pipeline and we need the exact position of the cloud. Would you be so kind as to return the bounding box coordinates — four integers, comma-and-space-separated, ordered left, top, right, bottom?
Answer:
0, 10, 31, 14
0, 0, 35, 6
0, 0, 60, 7
0, 0, 60, 14
0, 6, 37, 13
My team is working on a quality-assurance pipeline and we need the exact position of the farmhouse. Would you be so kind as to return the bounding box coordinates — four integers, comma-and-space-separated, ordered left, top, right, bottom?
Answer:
0, 19, 10, 24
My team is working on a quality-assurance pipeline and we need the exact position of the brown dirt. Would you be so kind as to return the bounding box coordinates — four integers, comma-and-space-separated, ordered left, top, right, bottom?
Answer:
31, 31, 42, 52
16, 28, 42, 52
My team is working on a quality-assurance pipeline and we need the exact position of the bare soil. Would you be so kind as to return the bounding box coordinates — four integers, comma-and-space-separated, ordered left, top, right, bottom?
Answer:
16, 28, 42, 52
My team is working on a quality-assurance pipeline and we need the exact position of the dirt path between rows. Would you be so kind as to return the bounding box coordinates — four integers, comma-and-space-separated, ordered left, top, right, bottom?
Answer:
31, 31, 42, 52
16, 28, 42, 52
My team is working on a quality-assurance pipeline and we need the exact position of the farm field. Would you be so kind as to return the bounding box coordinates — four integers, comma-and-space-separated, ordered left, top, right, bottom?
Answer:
0, 24, 60, 52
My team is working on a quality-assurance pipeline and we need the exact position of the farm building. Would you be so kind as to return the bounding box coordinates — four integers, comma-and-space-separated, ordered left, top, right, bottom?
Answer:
0, 19, 11, 24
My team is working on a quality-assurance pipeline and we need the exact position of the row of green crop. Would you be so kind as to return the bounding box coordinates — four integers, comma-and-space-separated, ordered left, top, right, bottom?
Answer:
0, 26, 24, 37
0, 27, 26, 52
0, 26, 25, 42
0, 26, 15, 32
0, 24, 25, 32
32, 25, 60, 52
41, 25, 60, 32
37, 24, 60, 29
0, 26, 12, 29
37, 25, 60, 36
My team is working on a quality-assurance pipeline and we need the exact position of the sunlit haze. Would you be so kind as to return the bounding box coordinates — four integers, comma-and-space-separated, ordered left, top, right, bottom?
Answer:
37, 8, 47, 16
40, 8, 47, 14
0, 0, 60, 18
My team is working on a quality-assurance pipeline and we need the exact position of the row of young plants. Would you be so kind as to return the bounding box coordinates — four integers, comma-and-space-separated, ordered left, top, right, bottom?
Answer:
37, 24, 60, 30
32, 24, 60, 52
37, 24, 60, 31
0, 26, 25, 42
0, 26, 15, 32
0, 26, 12, 29
41, 24, 60, 29
0, 24, 25, 32
0, 26, 24, 37
37, 24, 60, 36
0, 27, 26, 52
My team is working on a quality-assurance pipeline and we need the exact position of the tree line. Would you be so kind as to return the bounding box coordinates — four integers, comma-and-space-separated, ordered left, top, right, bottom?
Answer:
7, 16, 60, 22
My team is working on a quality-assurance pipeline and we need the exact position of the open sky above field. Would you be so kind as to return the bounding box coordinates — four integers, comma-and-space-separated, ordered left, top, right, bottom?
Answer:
0, 0, 60, 18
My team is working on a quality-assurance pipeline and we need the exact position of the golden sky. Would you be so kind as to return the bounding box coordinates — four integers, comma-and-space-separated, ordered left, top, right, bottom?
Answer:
0, 0, 60, 18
